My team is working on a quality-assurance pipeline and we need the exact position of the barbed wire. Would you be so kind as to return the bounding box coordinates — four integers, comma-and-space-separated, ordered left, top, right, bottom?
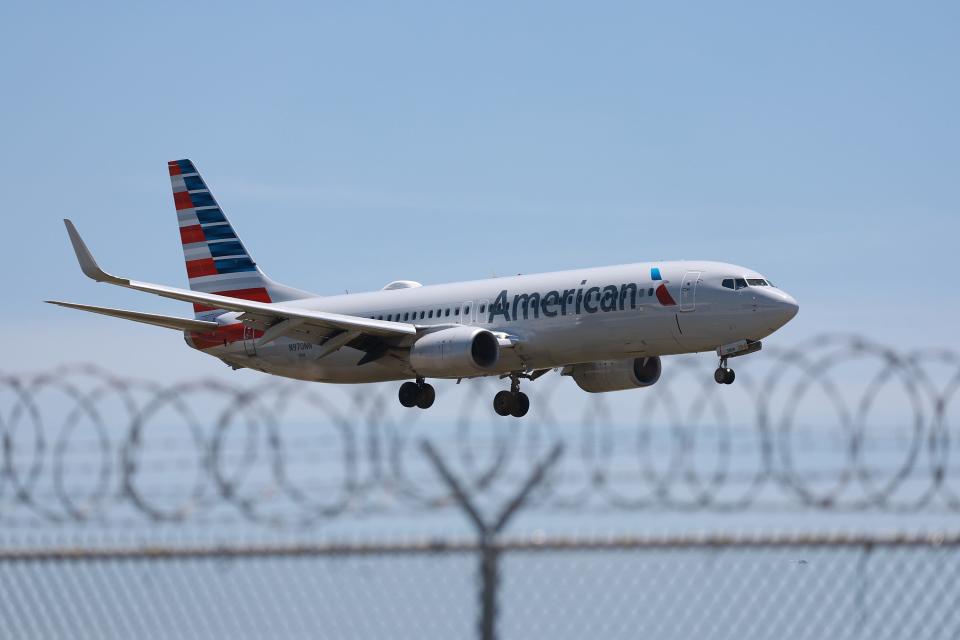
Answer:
1, 334, 958, 527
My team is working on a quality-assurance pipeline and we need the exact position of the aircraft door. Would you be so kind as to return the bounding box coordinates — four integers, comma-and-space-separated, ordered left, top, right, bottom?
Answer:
679, 271, 702, 312
243, 325, 257, 356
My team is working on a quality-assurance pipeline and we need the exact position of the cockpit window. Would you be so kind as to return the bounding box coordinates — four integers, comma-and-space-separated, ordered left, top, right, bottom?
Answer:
747, 278, 768, 286
735, 278, 748, 290
722, 278, 735, 290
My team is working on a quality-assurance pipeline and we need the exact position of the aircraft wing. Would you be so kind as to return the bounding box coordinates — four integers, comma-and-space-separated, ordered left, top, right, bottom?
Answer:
61, 219, 418, 342
45, 300, 220, 333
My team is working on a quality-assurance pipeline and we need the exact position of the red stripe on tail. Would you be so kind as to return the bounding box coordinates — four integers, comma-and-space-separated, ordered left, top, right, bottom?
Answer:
186, 258, 218, 278
179, 225, 206, 245
173, 191, 193, 210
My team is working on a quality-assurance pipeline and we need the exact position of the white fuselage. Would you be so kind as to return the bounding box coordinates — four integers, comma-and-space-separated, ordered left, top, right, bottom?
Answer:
194, 260, 798, 383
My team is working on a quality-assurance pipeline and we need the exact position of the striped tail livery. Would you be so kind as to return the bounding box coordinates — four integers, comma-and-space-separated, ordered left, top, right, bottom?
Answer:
168, 159, 312, 319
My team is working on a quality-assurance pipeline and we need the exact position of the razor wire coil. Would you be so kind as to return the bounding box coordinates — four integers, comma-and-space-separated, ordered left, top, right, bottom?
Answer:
2, 334, 959, 527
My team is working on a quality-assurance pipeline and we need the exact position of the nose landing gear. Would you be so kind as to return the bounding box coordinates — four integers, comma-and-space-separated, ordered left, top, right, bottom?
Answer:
399, 378, 435, 409
714, 357, 735, 385
713, 339, 762, 385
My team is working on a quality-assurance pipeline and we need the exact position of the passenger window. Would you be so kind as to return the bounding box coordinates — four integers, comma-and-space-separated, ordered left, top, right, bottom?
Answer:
420, 311, 425, 319
648, 288, 654, 296
722, 278, 735, 290
428, 310, 433, 318
445, 309, 450, 317
403, 313, 409, 321
735, 278, 747, 290
465, 305, 470, 314
455, 307, 460, 316
480, 304, 486, 313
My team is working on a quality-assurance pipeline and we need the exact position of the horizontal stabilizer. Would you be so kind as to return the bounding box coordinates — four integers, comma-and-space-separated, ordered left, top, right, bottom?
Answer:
45, 300, 219, 333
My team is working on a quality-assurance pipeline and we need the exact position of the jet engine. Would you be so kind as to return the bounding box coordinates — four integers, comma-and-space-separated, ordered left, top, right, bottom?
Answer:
409, 326, 500, 378
566, 356, 662, 393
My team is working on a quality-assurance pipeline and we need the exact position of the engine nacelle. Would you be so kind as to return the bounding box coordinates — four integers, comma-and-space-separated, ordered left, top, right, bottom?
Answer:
409, 326, 500, 378
567, 356, 662, 393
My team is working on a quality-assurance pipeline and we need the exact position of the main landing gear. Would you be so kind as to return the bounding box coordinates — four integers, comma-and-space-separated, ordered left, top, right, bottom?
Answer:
398, 378, 435, 409
492, 370, 548, 418
494, 388, 530, 418
714, 357, 736, 385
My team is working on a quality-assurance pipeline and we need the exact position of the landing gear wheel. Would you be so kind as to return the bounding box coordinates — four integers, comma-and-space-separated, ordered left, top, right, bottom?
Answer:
416, 384, 435, 409
510, 392, 530, 418
714, 367, 735, 385
399, 381, 420, 407
493, 390, 514, 416
494, 372, 538, 417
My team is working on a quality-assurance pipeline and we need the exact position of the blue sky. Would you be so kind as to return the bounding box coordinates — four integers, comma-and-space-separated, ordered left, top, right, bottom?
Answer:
1, 1, 957, 377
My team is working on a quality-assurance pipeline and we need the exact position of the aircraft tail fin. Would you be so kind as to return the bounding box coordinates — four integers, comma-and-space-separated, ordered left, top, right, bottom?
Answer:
168, 159, 315, 319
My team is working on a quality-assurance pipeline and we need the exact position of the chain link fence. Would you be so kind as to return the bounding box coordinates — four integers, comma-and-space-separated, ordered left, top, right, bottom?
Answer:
2, 534, 957, 640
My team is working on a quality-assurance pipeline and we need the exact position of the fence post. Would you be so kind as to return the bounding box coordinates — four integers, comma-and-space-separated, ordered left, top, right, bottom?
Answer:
420, 440, 563, 640
856, 541, 872, 638
478, 535, 498, 640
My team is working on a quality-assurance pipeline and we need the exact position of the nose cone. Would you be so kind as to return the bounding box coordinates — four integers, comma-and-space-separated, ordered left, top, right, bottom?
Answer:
770, 290, 799, 327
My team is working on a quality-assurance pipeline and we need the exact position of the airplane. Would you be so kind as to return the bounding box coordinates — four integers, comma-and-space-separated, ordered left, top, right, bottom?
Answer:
50, 159, 799, 418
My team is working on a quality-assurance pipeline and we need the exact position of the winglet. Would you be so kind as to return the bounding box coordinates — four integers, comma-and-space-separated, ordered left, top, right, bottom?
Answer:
63, 219, 127, 285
